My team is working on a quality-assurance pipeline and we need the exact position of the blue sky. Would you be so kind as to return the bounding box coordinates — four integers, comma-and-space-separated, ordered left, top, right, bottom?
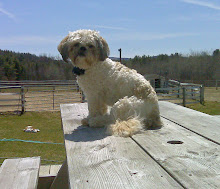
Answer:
0, 0, 219, 58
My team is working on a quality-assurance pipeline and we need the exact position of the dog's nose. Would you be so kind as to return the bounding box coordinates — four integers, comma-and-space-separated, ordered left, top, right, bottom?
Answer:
80, 47, 86, 51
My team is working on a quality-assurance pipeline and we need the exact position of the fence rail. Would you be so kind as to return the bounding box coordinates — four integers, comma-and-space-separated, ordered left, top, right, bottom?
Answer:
179, 80, 220, 89
156, 80, 204, 106
0, 80, 205, 113
0, 86, 22, 113
0, 81, 83, 113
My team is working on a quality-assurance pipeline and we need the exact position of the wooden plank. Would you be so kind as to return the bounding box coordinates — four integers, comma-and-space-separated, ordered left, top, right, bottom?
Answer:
0, 99, 20, 102
39, 165, 50, 176
60, 103, 182, 189
0, 157, 40, 189
50, 165, 62, 175
159, 101, 220, 144
0, 104, 21, 107
132, 118, 220, 189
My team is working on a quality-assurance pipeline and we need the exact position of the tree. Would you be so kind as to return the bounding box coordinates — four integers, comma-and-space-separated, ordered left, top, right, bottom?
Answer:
14, 58, 24, 80
213, 49, 220, 56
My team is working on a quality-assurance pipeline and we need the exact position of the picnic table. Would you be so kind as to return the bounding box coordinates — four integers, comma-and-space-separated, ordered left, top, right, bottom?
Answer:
52, 101, 220, 189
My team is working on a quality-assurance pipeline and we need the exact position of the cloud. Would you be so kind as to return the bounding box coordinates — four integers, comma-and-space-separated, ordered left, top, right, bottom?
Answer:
0, 35, 59, 46
109, 32, 198, 41
181, 0, 220, 10
0, 5, 16, 20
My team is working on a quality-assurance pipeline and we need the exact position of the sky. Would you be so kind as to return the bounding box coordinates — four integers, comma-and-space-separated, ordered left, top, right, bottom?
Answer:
0, 0, 219, 58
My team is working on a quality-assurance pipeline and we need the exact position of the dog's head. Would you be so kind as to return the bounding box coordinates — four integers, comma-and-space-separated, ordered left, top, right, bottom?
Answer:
58, 30, 110, 69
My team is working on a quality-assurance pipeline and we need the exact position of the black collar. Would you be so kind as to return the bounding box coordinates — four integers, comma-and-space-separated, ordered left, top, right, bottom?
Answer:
72, 67, 85, 76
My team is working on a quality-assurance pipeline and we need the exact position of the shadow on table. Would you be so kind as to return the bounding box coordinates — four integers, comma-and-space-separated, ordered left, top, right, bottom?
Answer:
64, 125, 108, 142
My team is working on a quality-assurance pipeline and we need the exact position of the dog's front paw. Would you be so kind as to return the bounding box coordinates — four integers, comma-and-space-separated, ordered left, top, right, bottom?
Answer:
82, 115, 110, 128
88, 117, 104, 128
81, 117, 103, 127
81, 118, 89, 126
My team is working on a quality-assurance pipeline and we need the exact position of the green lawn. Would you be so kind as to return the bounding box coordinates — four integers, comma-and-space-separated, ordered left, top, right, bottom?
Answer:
0, 112, 66, 165
187, 101, 220, 115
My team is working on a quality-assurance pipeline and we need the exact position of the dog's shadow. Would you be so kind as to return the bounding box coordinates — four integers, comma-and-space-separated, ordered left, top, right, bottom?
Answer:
64, 125, 108, 142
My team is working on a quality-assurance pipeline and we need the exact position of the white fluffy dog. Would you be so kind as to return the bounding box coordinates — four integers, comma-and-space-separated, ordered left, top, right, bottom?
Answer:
58, 29, 162, 137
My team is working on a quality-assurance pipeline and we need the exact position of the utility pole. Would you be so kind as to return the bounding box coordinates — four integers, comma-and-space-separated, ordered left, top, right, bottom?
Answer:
118, 48, 122, 62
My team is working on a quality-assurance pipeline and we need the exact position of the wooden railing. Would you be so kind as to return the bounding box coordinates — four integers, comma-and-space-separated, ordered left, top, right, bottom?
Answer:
0, 81, 83, 113
156, 80, 204, 106
0, 80, 205, 112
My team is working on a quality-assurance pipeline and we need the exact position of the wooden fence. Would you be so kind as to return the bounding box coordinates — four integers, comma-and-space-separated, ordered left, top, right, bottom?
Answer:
0, 86, 23, 113
0, 81, 83, 113
156, 80, 204, 106
0, 80, 204, 113
179, 80, 219, 89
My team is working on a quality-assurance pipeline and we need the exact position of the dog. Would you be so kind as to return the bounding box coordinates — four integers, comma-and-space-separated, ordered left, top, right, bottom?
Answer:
58, 29, 162, 137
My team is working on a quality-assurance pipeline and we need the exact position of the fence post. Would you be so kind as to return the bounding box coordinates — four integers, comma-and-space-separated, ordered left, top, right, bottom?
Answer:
182, 87, 186, 107
81, 91, 85, 103
216, 80, 218, 90
53, 86, 55, 110
200, 85, 204, 105
177, 82, 180, 98
21, 86, 25, 114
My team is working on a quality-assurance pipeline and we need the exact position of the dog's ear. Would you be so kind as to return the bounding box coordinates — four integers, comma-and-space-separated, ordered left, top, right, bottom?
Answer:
98, 37, 110, 61
57, 36, 69, 63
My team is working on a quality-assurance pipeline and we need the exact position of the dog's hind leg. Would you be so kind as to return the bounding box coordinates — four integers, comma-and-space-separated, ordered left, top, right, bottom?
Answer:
107, 96, 163, 137
144, 102, 163, 130
107, 96, 144, 137
134, 84, 163, 129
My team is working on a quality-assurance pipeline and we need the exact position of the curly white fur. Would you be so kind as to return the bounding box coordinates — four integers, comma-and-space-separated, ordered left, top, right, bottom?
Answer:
58, 29, 163, 137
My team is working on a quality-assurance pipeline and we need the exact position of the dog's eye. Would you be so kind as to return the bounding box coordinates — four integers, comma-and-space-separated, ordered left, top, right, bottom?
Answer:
74, 43, 80, 47
89, 45, 94, 48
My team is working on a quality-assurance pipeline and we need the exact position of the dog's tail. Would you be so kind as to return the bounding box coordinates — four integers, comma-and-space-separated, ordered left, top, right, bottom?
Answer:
107, 96, 162, 137
107, 96, 145, 137
107, 117, 143, 137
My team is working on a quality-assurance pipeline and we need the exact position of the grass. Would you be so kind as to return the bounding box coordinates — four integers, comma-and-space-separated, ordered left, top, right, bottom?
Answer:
186, 86, 220, 115
204, 87, 220, 102
187, 101, 220, 115
0, 111, 66, 165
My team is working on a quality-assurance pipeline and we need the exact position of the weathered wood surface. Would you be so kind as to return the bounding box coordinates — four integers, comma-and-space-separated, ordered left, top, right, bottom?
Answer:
0, 157, 40, 189
39, 165, 61, 176
132, 118, 220, 189
159, 101, 220, 144
60, 103, 182, 189
39, 165, 51, 176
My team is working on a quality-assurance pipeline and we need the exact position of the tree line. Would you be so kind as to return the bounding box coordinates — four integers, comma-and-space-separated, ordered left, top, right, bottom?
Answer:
123, 49, 220, 83
0, 49, 75, 81
0, 49, 219, 83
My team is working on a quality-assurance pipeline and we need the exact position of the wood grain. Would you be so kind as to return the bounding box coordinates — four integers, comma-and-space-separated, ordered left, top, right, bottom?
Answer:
60, 103, 182, 189
0, 157, 40, 189
132, 118, 220, 189
159, 101, 220, 144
